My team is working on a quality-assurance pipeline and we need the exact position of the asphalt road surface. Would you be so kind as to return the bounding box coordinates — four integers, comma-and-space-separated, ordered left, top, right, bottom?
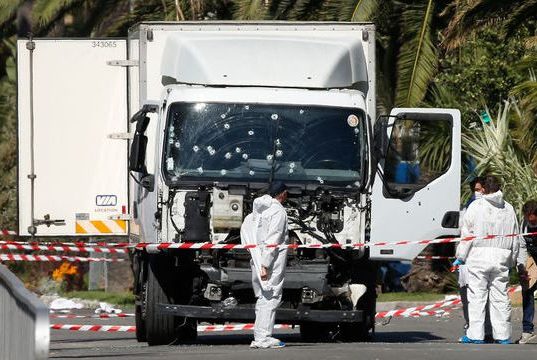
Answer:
49, 306, 536, 360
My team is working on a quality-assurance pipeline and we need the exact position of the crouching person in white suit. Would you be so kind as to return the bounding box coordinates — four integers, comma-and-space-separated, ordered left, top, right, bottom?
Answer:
241, 181, 289, 349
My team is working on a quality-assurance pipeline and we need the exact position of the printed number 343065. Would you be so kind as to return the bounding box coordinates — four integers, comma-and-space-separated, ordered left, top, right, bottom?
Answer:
92, 41, 117, 48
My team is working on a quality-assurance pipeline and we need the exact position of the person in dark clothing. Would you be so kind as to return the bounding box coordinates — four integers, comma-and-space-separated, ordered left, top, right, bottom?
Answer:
464, 176, 485, 209
518, 200, 537, 344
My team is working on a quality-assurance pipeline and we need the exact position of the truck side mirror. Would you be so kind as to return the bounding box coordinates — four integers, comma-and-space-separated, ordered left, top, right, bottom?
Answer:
129, 133, 148, 173
129, 108, 153, 174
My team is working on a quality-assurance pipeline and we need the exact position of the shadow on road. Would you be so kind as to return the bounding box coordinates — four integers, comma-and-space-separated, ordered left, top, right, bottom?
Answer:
374, 331, 444, 343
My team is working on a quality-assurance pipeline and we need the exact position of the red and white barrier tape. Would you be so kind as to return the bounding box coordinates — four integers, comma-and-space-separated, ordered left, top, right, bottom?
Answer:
0, 230, 16, 236
376, 285, 522, 319
375, 298, 462, 319
51, 324, 135, 332
0, 243, 127, 254
136, 232, 537, 252
3, 232, 536, 254
51, 323, 292, 333
0, 254, 125, 263
50, 313, 134, 319
0, 240, 130, 248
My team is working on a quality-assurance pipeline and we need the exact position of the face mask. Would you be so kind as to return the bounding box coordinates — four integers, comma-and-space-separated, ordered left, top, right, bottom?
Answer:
475, 191, 483, 199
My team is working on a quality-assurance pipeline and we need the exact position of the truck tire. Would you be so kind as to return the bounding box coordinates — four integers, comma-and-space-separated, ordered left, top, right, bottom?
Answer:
145, 261, 177, 345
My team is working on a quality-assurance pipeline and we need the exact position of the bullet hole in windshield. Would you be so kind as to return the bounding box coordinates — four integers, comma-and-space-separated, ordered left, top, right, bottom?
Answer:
248, 130, 255, 136
271, 114, 279, 120
249, 170, 255, 176
275, 150, 283, 157
168, 139, 174, 145
289, 168, 294, 174
242, 153, 249, 160
220, 114, 226, 119
275, 138, 281, 146
235, 147, 242, 153
193, 145, 199, 152
197, 166, 204, 174
207, 146, 216, 156
299, 110, 304, 115
174, 141, 180, 149
266, 154, 274, 162
220, 169, 227, 176
224, 123, 230, 130
225, 152, 232, 159
289, 162, 296, 169
244, 105, 250, 110
317, 176, 324, 184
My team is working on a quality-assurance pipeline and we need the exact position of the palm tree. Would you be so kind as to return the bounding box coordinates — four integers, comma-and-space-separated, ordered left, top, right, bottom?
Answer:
443, 0, 537, 50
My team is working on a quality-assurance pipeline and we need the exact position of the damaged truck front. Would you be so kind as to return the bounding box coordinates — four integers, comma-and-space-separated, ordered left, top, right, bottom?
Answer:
17, 22, 461, 345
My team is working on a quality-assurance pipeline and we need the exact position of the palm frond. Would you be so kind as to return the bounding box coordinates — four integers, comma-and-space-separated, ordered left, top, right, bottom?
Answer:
462, 101, 537, 211
350, 0, 379, 22
395, 0, 437, 107
32, 0, 80, 26
504, 0, 537, 37
233, 0, 269, 20
0, 0, 24, 28
285, 0, 323, 21
443, 0, 518, 50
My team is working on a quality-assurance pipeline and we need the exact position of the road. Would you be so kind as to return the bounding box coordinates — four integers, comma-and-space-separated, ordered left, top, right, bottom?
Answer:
49, 306, 536, 360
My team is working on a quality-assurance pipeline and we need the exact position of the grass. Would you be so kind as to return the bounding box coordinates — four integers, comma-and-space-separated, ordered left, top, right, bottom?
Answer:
377, 292, 452, 302
62, 290, 135, 306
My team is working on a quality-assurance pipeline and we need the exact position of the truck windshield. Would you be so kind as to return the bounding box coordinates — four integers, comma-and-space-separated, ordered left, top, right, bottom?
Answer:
163, 102, 366, 188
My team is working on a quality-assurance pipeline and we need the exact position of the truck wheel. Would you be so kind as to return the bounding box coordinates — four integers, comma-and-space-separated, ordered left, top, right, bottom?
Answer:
145, 261, 178, 345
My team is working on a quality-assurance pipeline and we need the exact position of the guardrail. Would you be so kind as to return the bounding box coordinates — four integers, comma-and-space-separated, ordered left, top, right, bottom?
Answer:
0, 264, 49, 360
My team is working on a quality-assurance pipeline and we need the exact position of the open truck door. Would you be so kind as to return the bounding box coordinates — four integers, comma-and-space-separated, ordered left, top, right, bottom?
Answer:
17, 39, 129, 236
370, 108, 461, 260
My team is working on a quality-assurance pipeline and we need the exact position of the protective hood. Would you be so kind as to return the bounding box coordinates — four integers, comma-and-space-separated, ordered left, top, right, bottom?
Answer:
483, 190, 505, 209
252, 195, 275, 219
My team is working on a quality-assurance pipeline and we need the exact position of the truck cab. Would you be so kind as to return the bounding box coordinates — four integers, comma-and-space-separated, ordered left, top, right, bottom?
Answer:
17, 22, 461, 345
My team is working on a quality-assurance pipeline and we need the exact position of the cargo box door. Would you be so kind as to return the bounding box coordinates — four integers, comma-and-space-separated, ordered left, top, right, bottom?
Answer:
370, 108, 461, 260
17, 39, 129, 236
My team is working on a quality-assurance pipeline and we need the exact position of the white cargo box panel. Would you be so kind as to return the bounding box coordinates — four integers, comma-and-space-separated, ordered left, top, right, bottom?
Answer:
129, 22, 376, 119
17, 39, 129, 236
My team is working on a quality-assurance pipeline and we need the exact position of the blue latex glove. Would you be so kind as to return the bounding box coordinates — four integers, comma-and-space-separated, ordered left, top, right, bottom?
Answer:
452, 259, 464, 266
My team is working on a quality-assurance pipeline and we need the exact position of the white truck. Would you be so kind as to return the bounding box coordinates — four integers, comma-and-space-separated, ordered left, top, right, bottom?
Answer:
17, 22, 461, 344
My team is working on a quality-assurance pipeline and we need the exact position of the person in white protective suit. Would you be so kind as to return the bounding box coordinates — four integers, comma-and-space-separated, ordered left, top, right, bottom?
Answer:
240, 181, 289, 349
456, 175, 525, 344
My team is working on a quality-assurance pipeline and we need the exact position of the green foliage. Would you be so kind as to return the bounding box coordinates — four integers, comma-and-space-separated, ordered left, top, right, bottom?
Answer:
0, 37, 16, 229
431, 29, 529, 122
462, 101, 537, 211
395, 0, 437, 107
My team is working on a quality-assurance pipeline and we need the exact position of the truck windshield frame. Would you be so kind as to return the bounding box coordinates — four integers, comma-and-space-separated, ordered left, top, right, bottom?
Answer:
162, 102, 367, 189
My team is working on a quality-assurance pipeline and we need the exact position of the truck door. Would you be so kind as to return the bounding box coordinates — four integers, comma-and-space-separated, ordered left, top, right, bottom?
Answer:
370, 108, 461, 260
17, 39, 129, 236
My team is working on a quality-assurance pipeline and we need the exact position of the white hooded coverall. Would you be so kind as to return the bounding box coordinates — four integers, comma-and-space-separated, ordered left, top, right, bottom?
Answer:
240, 195, 288, 345
457, 190, 523, 341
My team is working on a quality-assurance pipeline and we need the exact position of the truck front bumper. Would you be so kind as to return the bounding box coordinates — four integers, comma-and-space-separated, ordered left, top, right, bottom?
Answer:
158, 303, 363, 324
